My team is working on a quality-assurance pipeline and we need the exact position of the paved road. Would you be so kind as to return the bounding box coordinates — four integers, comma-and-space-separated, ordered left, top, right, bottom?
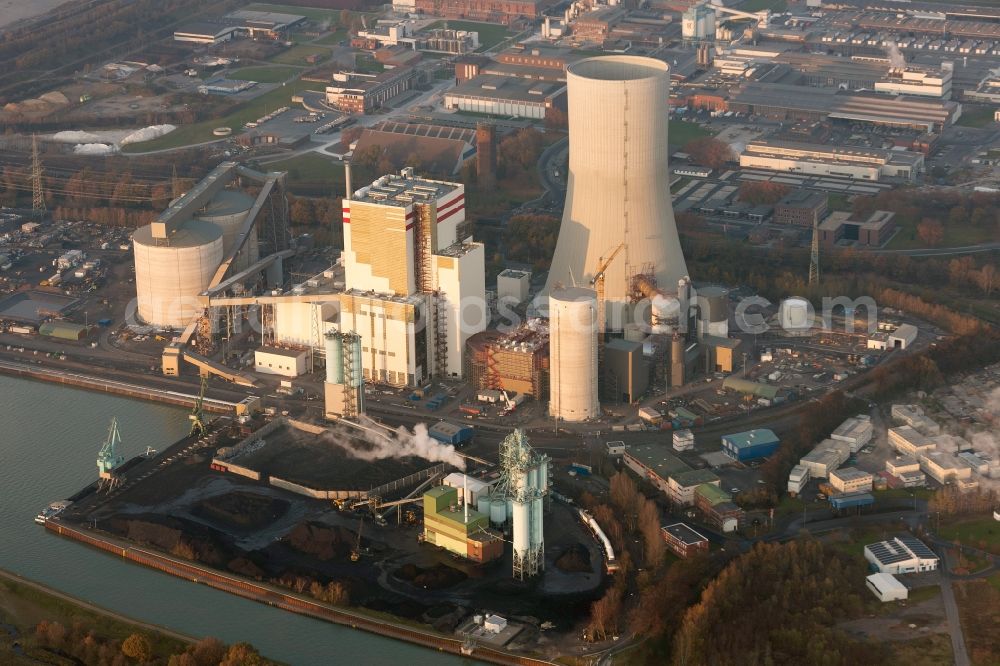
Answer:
939, 548, 972, 666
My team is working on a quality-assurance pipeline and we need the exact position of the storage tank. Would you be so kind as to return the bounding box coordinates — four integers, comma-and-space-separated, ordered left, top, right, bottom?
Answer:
696, 286, 729, 339
325, 334, 344, 384
133, 219, 224, 328
477, 495, 490, 516
512, 500, 530, 564
489, 498, 507, 526
530, 496, 544, 562
196, 190, 258, 271
779, 297, 813, 333
548, 286, 599, 422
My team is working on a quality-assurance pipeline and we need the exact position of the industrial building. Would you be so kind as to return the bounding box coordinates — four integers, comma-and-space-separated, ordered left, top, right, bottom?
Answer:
38, 321, 88, 341
740, 140, 924, 183
682, 3, 716, 40
332, 169, 486, 384
889, 426, 937, 457
491, 430, 549, 579
407, 0, 554, 25
673, 429, 695, 452
465, 325, 549, 400
885, 457, 927, 488
694, 484, 743, 533
721, 429, 780, 462
864, 536, 939, 574
919, 451, 974, 487
350, 121, 476, 177
545, 56, 690, 329
254, 346, 309, 377
603, 339, 648, 404
661, 523, 710, 558
830, 415, 873, 453
623, 443, 695, 497
829, 467, 874, 494
496, 269, 531, 305
787, 464, 810, 496
800, 438, 851, 479
173, 11, 306, 44
423, 485, 503, 563
325, 67, 418, 114
888, 324, 917, 350
135, 162, 289, 333
891, 404, 940, 434
548, 287, 598, 422
443, 76, 566, 120
729, 82, 960, 131
874, 64, 953, 99
818, 211, 897, 248
669, 469, 722, 507
773, 190, 828, 227
866, 573, 908, 602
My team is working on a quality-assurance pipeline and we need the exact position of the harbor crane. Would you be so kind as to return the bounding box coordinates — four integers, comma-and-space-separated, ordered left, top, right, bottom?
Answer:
96, 417, 125, 493
590, 242, 625, 349
189, 376, 208, 437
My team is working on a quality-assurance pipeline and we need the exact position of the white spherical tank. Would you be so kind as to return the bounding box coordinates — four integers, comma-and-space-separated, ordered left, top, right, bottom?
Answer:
545, 56, 689, 326
779, 297, 813, 333
196, 189, 258, 272
548, 287, 599, 422
133, 219, 224, 328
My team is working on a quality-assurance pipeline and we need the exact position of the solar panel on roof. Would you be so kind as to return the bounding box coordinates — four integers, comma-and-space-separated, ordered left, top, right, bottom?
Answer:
898, 536, 937, 559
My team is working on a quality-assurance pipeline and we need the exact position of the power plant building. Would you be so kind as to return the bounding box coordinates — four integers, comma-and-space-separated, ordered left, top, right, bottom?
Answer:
423, 485, 503, 563
465, 326, 549, 400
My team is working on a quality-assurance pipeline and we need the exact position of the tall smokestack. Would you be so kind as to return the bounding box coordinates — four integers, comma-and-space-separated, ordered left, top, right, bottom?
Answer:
476, 123, 497, 190
345, 162, 353, 201
545, 56, 688, 328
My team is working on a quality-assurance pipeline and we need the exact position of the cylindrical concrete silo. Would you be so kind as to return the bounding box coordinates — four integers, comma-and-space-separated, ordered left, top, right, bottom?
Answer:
490, 498, 507, 526
530, 496, 544, 564
325, 334, 344, 384
196, 190, 258, 272
512, 499, 530, 566
548, 287, 599, 422
545, 56, 689, 327
696, 286, 729, 339
133, 219, 224, 328
779, 297, 813, 333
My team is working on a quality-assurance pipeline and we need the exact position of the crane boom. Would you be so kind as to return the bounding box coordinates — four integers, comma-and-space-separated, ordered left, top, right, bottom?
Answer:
590, 242, 625, 345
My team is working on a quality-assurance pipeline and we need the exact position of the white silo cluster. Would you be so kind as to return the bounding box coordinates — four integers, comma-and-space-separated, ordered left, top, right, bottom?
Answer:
196, 190, 259, 272
493, 429, 549, 580
548, 287, 599, 422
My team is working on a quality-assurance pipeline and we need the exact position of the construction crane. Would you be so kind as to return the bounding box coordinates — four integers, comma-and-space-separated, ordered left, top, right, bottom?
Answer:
96, 417, 125, 492
189, 376, 208, 437
590, 242, 625, 348
499, 388, 517, 416
350, 517, 363, 561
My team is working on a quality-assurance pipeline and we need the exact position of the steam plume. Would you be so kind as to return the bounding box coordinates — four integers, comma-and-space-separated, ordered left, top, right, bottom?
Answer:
327, 422, 466, 470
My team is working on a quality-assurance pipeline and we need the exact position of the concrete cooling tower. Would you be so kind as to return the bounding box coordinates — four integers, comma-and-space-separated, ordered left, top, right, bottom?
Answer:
545, 55, 688, 327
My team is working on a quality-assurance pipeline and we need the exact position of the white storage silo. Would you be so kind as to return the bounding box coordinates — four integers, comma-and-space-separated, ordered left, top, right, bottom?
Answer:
530, 496, 544, 568
549, 286, 599, 422
196, 189, 258, 271
512, 499, 530, 567
490, 498, 507, 526
779, 297, 813, 333
133, 219, 224, 328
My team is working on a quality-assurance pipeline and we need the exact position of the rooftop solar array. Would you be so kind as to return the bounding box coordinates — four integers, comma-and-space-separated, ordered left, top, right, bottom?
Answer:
866, 540, 912, 565
898, 536, 937, 560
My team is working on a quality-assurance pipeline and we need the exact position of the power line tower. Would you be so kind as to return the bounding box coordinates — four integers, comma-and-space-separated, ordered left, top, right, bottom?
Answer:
809, 219, 820, 286
31, 134, 46, 215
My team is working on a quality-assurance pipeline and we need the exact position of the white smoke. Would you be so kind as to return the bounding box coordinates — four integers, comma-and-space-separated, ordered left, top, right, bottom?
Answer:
886, 43, 906, 69
327, 422, 466, 470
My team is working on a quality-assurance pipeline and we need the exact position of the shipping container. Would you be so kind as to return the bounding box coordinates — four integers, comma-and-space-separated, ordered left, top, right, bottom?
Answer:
829, 492, 874, 509
459, 403, 484, 416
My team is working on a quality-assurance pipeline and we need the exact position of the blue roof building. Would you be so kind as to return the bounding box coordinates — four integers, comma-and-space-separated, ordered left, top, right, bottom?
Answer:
721, 428, 780, 462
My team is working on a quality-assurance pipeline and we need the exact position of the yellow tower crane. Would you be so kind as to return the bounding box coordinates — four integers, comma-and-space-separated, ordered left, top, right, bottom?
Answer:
590, 242, 625, 349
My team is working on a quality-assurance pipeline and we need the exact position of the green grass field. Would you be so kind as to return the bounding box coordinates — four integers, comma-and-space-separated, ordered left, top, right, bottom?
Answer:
885, 216, 998, 250
263, 153, 345, 194
271, 44, 331, 65
957, 105, 998, 128
423, 20, 511, 50
937, 515, 1000, 549
230, 66, 303, 83
314, 29, 348, 45
123, 79, 317, 152
669, 119, 711, 147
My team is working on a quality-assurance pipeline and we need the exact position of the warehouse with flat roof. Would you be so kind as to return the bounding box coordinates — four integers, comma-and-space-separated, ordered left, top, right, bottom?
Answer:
444, 76, 566, 120
741, 140, 924, 183
721, 429, 780, 462
864, 536, 939, 574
